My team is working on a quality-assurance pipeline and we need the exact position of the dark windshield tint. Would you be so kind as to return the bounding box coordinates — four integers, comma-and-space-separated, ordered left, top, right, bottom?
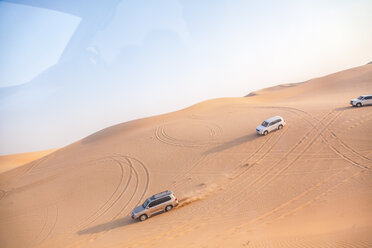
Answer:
142, 198, 151, 208
261, 121, 269, 127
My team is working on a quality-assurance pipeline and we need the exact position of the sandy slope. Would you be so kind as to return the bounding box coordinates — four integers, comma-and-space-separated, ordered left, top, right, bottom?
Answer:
0, 149, 58, 174
0, 65, 371, 248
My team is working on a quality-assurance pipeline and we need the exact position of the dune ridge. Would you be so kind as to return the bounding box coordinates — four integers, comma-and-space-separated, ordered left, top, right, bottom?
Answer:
0, 148, 58, 174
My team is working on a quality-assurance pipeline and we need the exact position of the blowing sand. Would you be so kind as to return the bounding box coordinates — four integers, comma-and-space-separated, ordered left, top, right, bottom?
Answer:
0, 65, 371, 248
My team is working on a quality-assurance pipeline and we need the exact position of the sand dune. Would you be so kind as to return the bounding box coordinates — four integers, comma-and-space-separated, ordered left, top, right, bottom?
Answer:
0, 149, 58, 174
0, 64, 371, 248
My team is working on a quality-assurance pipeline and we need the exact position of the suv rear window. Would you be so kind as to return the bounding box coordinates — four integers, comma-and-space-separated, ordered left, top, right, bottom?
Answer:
159, 196, 171, 204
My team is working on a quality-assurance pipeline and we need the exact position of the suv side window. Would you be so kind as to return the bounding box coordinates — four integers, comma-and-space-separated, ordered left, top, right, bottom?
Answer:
158, 196, 171, 204
270, 119, 279, 126
148, 196, 171, 208
148, 199, 162, 208
365, 96, 372, 100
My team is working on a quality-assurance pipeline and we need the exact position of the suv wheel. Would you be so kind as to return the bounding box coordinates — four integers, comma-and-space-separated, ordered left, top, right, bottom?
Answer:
278, 124, 283, 130
356, 103, 362, 107
139, 214, 148, 221
263, 130, 268, 136
165, 205, 173, 212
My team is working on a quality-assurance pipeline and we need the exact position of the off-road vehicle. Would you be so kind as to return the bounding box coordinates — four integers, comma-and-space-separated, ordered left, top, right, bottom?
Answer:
131, 190, 178, 221
256, 116, 286, 136
350, 95, 372, 107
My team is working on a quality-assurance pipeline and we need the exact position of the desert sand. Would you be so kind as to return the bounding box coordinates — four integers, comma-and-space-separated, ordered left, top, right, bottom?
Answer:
0, 149, 58, 174
0, 64, 371, 248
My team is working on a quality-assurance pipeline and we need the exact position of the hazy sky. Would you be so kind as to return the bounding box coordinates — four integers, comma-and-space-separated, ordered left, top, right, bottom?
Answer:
0, 1, 81, 86
1, 0, 372, 154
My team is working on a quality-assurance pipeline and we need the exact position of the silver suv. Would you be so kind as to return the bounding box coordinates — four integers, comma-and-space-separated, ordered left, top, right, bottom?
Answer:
350, 95, 372, 107
131, 190, 178, 221
256, 116, 286, 136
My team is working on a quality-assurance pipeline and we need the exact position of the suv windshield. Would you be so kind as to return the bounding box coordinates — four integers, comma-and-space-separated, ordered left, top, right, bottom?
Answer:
358, 96, 364, 100
261, 121, 269, 127
142, 198, 151, 208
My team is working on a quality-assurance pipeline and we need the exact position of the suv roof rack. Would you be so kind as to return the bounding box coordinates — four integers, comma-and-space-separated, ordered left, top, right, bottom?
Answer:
152, 190, 172, 199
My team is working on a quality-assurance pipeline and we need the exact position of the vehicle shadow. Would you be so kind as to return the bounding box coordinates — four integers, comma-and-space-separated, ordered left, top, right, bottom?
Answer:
203, 133, 258, 155
334, 105, 372, 111
77, 216, 134, 235
334, 106, 352, 111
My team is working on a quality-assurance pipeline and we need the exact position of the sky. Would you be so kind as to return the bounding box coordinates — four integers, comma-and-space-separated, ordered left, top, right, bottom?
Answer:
0, 1, 81, 86
1, 0, 372, 155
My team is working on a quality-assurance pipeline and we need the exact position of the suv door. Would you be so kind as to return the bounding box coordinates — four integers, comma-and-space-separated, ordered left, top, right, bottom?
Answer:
147, 196, 172, 216
268, 120, 278, 131
147, 199, 163, 216
365, 96, 372, 105
159, 196, 171, 209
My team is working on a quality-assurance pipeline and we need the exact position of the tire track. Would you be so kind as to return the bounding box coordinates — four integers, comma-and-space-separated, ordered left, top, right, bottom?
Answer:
124, 126, 291, 246
172, 121, 285, 194
322, 129, 372, 171
0, 189, 5, 200
82, 155, 149, 223
287, 107, 372, 171
125, 107, 297, 244
123, 106, 369, 247
136, 107, 334, 244
156, 125, 209, 147
252, 168, 354, 225
75, 157, 131, 229
36, 204, 59, 247
122, 155, 150, 206
73, 155, 150, 248
250, 110, 343, 194
143, 105, 370, 247
139, 105, 367, 247
281, 107, 372, 171
332, 134, 372, 162
24, 155, 49, 174
187, 110, 345, 228
218, 110, 337, 210
208, 168, 361, 240
263, 169, 362, 225
28, 207, 48, 248
230, 127, 288, 181
172, 155, 209, 185
154, 120, 224, 148
340, 109, 372, 133
110, 156, 139, 219
230, 105, 365, 172
203, 107, 369, 239
26, 152, 56, 176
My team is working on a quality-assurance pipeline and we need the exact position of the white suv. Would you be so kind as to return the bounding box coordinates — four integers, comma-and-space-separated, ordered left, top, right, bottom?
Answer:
350, 95, 372, 107
256, 116, 285, 136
